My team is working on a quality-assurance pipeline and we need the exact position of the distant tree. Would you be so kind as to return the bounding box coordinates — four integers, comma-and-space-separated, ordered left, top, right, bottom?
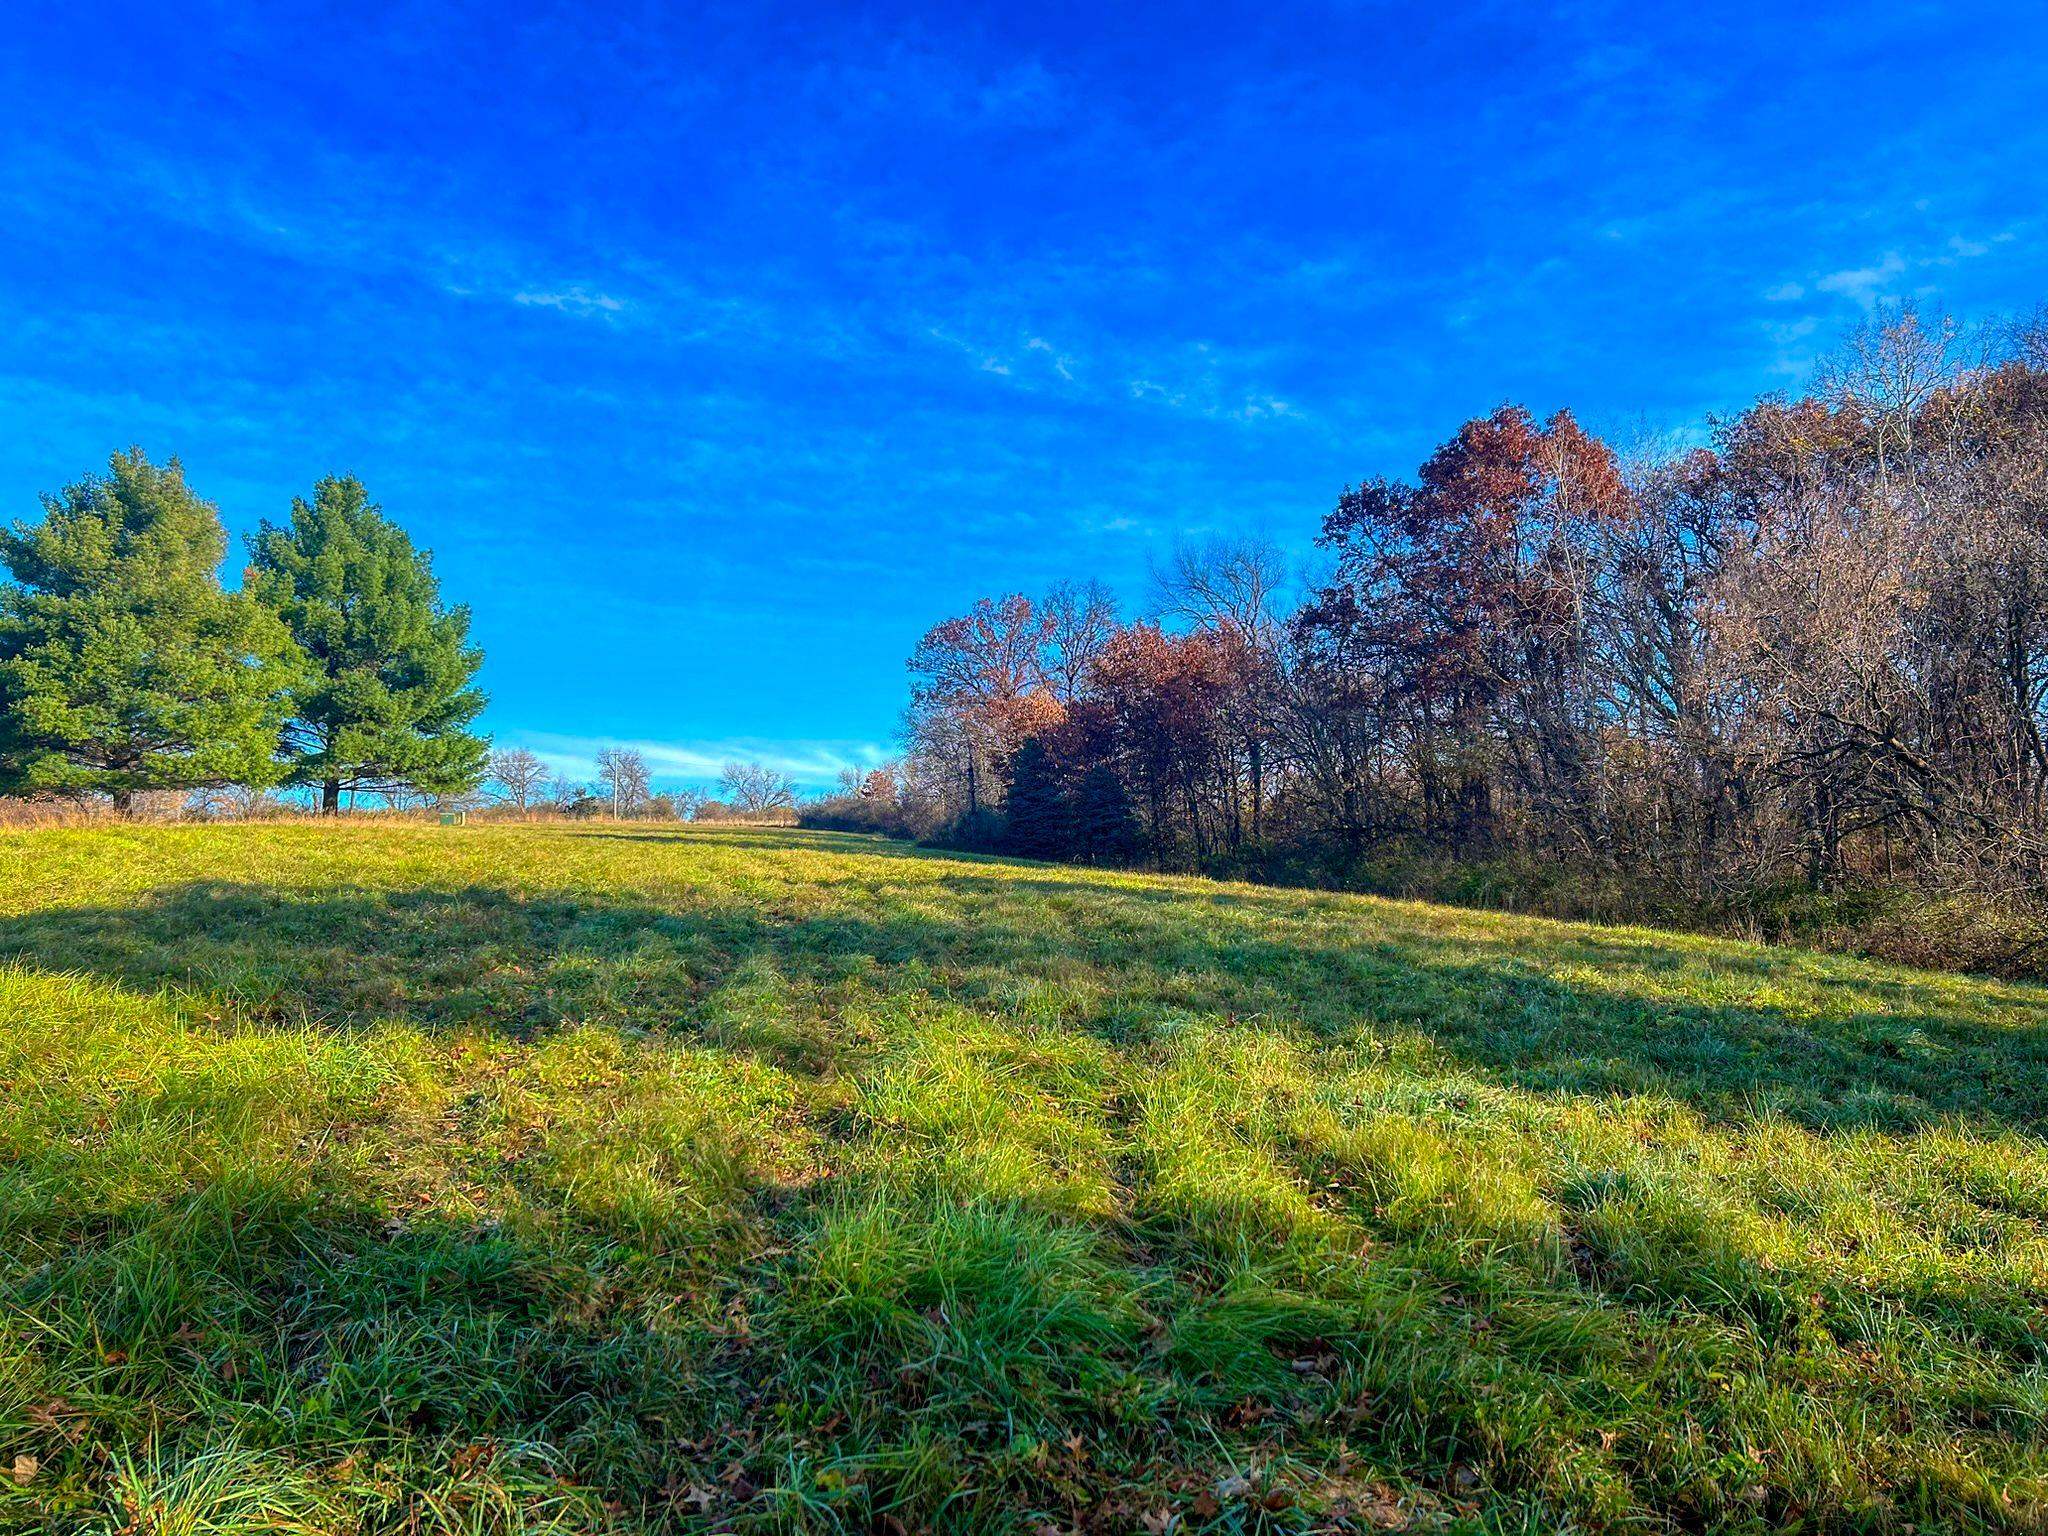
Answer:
1002, 738, 1071, 858
882, 309, 2048, 958
183, 785, 233, 820
1072, 762, 1140, 863
248, 475, 487, 813
538, 773, 600, 817
0, 449, 300, 812
186, 782, 282, 820
825, 764, 900, 804
720, 760, 797, 815
593, 746, 652, 816
221, 782, 283, 820
489, 746, 548, 812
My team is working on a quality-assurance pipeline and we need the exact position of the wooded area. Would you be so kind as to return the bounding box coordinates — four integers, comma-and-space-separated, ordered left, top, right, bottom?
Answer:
819, 309, 2048, 969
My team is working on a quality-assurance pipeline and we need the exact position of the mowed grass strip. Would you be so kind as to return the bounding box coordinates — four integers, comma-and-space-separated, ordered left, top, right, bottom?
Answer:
1, 822, 2045, 1534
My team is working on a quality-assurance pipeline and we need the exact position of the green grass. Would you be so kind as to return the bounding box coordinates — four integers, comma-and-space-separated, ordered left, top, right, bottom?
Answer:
2, 823, 2046, 1533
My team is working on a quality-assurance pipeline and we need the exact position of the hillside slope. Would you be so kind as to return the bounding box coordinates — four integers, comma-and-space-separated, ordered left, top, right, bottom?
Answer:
2, 824, 2046, 1533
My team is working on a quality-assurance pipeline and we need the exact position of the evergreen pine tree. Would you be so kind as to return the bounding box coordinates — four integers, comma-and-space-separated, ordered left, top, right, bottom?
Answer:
0, 449, 300, 811
248, 476, 488, 812
1002, 738, 1072, 859
1072, 762, 1140, 864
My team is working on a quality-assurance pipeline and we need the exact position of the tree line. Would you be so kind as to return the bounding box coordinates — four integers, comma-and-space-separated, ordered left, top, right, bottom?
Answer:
866, 307, 2048, 965
0, 450, 486, 813
484, 746, 799, 822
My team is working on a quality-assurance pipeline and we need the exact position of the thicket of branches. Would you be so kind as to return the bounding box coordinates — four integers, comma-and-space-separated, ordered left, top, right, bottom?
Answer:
879, 309, 2048, 966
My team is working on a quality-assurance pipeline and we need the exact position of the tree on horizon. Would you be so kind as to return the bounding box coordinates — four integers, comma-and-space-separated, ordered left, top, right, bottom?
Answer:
0, 448, 299, 811
248, 475, 487, 813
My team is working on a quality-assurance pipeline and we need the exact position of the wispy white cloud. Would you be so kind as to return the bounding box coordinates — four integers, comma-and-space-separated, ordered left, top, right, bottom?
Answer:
924, 325, 1015, 376
1806, 229, 2015, 311
511, 285, 627, 318
1025, 336, 1076, 381
1815, 251, 1909, 309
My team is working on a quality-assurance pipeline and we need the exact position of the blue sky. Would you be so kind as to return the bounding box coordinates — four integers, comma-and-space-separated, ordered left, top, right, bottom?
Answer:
5, 1, 2046, 790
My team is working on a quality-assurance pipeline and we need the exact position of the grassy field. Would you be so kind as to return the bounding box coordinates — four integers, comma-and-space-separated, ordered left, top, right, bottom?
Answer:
2, 824, 2046, 1534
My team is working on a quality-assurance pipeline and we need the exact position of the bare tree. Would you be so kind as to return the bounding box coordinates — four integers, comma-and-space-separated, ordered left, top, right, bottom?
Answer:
489, 747, 548, 813
184, 783, 278, 820
1815, 302, 1965, 492
2014, 305, 2048, 371
720, 760, 797, 815
1041, 579, 1120, 704
1154, 537, 1291, 649
593, 747, 652, 817
1155, 537, 1295, 843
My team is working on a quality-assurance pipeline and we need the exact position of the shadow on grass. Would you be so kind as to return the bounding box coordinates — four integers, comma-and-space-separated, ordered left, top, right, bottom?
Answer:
3, 1164, 1133, 1531
5, 870, 2048, 1137
0, 1131, 1449, 1532
7, 1055, 2041, 1536
925, 871, 2048, 1135
557, 826, 955, 863
9, 864, 2048, 1530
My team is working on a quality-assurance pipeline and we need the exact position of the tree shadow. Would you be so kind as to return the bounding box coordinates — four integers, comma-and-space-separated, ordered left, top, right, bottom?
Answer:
0, 881, 709, 1038
5, 871, 2048, 1138
901, 867, 2048, 1125
10, 866, 2048, 1530
0, 1073, 1407, 1531
557, 826, 961, 863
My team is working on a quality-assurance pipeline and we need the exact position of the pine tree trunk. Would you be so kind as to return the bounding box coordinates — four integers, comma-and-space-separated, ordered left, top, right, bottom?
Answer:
322, 779, 342, 816
111, 788, 134, 817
